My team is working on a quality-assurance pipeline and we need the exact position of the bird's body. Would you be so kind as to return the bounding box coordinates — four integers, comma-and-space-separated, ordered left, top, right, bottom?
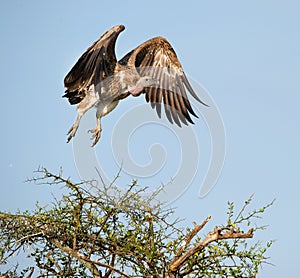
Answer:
63, 25, 207, 146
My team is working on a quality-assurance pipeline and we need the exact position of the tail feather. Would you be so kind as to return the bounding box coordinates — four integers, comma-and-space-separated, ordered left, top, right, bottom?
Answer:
63, 90, 85, 105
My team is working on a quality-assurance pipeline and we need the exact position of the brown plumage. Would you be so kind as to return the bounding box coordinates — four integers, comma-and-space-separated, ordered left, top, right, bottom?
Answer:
63, 24, 207, 146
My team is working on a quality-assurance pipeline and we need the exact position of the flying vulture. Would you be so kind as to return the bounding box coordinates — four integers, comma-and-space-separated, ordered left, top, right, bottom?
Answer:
63, 24, 207, 146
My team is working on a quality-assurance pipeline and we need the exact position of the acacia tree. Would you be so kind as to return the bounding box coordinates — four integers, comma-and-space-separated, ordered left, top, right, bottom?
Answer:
0, 168, 273, 278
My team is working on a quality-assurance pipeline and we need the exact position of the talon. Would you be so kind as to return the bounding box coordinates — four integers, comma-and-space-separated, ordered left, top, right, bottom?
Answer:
67, 124, 79, 143
88, 128, 102, 147
67, 132, 74, 143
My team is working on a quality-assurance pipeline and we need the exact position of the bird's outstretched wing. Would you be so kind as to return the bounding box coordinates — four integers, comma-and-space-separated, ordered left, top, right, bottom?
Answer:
120, 37, 207, 126
63, 25, 125, 105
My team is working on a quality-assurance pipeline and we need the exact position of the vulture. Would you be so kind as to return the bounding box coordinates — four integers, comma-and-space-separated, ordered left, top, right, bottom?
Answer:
63, 25, 207, 146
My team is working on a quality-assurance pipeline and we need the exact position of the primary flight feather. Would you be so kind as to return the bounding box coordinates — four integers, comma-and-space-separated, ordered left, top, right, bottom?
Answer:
63, 24, 207, 146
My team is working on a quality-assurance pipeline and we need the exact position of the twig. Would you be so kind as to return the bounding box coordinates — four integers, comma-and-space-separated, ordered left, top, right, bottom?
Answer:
25, 267, 34, 278
14, 232, 43, 244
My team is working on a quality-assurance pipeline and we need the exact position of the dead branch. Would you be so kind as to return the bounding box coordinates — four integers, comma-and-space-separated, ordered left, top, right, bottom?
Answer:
174, 216, 211, 260
169, 222, 254, 272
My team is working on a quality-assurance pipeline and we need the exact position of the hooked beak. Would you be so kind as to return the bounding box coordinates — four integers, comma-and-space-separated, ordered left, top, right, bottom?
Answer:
128, 85, 143, 96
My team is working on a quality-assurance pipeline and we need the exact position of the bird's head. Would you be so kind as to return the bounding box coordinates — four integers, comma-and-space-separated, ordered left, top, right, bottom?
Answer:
128, 76, 158, 97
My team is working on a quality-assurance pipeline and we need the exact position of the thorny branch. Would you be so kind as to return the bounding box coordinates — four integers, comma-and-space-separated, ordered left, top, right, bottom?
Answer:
0, 168, 273, 277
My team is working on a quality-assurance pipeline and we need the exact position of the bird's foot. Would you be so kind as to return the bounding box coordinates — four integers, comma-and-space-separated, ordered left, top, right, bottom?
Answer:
67, 124, 79, 143
88, 127, 102, 147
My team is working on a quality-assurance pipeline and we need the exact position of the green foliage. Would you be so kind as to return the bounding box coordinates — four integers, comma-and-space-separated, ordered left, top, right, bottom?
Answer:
0, 168, 274, 278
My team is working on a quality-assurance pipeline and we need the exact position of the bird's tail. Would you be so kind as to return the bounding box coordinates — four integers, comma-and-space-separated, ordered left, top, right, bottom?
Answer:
63, 89, 85, 105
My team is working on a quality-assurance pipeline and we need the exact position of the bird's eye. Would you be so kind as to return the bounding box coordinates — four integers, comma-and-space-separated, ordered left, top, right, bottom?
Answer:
145, 78, 149, 82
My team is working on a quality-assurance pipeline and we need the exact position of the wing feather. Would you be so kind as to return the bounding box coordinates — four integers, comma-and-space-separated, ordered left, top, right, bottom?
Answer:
155, 89, 163, 118
63, 25, 125, 104
163, 89, 173, 124
121, 36, 207, 126
175, 84, 192, 124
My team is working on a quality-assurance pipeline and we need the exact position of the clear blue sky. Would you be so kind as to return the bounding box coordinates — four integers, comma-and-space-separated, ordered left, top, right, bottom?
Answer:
1, 1, 299, 277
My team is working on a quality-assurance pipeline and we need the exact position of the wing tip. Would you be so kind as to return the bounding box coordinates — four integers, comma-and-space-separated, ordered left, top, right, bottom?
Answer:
113, 24, 125, 32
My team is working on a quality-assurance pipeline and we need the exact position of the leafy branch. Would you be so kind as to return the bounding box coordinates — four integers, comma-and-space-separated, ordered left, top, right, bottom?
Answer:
0, 168, 274, 277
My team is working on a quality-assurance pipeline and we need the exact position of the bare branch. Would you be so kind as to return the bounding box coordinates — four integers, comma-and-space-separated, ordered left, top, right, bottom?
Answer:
169, 226, 254, 272
174, 216, 211, 259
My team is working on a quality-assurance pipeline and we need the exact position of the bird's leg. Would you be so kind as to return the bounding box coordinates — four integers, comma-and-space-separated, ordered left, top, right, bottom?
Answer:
67, 113, 83, 143
88, 117, 102, 147
67, 94, 98, 143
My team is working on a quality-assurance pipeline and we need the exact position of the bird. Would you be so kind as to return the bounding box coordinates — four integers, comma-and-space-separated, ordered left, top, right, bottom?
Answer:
63, 24, 207, 147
